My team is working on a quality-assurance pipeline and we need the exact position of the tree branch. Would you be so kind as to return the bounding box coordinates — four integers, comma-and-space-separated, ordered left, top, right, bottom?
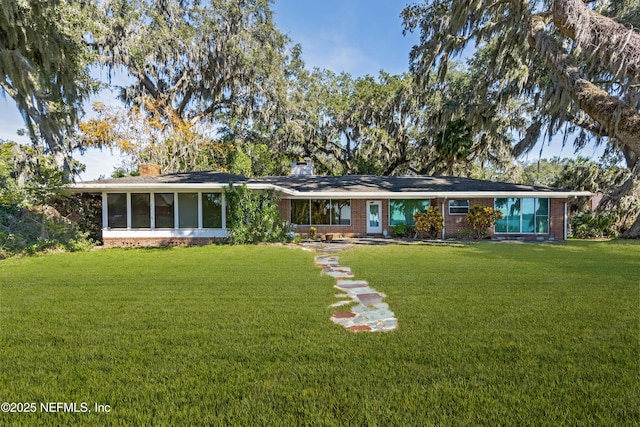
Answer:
565, 112, 609, 137
528, 14, 640, 157
553, 0, 640, 81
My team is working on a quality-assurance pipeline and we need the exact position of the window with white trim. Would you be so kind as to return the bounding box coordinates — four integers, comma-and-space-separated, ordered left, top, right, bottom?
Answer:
131, 193, 151, 228
154, 193, 174, 228
107, 193, 127, 228
448, 200, 469, 215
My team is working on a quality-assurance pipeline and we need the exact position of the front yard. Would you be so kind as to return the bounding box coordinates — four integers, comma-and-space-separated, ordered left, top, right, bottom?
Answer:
1, 241, 638, 425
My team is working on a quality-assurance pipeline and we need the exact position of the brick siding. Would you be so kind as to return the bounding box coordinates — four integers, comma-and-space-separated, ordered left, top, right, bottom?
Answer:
281, 197, 567, 241
103, 237, 227, 248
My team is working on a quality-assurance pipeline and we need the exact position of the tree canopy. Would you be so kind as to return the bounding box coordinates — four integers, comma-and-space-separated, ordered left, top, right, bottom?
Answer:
402, 0, 640, 236
0, 0, 99, 174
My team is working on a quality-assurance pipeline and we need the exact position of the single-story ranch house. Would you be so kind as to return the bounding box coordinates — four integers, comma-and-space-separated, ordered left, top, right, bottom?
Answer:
71, 163, 592, 247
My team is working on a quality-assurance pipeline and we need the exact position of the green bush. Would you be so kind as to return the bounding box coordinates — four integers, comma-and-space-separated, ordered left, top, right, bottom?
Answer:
224, 183, 290, 244
571, 211, 618, 238
0, 203, 92, 257
391, 223, 408, 238
413, 206, 443, 239
466, 205, 504, 239
391, 223, 415, 238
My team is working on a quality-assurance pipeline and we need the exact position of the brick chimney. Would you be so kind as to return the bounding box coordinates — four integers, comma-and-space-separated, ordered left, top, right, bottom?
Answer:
140, 164, 162, 176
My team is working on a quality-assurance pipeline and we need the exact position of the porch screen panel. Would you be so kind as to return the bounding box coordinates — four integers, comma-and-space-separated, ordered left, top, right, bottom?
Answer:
389, 199, 430, 226
331, 200, 351, 225
202, 193, 222, 228
178, 193, 198, 228
154, 193, 174, 228
107, 193, 127, 228
131, 193, 151, 228
291, 200, 310, 225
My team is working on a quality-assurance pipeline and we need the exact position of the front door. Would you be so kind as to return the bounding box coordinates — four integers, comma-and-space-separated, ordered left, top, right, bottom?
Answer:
366, 201, 383, 234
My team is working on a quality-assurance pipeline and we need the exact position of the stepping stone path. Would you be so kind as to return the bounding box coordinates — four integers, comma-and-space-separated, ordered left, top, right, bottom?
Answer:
314, 255, 398, 332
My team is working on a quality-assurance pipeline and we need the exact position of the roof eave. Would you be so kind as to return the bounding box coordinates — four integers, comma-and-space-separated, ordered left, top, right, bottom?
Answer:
69, 183, 593, 199
285, 191, 593, 198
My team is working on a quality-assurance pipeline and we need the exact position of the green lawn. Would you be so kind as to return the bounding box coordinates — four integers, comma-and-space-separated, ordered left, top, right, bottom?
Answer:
1, 241, 638, 426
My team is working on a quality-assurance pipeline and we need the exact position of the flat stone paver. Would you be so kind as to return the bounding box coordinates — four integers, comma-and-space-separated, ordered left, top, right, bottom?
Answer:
315, 255, 397, 333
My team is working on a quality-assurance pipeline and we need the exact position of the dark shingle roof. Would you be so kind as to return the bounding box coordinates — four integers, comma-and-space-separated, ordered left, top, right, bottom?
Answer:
251, 175, 568, 193
81, 170, 247, 185
74, 171, 586, 196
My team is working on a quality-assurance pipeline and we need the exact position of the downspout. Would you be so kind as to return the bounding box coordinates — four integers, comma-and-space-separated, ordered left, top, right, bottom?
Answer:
441, 197, 447, 240
564, 201, 568, 240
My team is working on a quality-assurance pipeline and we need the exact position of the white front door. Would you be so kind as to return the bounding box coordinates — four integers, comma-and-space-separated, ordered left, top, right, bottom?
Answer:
366, 201, 383, 234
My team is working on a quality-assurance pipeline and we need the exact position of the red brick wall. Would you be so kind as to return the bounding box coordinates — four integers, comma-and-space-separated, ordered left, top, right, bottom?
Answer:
281, 199, 389, 238
281, 197, 567, 240
438, 197, 565, 240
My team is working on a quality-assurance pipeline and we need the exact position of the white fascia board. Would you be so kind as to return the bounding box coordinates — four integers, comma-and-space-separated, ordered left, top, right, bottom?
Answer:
69, 183, 231, 192
243, 183, 298, 195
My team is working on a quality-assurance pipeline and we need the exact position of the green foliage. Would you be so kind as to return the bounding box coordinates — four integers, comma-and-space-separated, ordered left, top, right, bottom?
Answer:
0, 204, 91, 258
391, 223, 407, 238
466, 205, 504, 239
571, 211, 618, 238
434, 119, 473, 175
0, 0, 99, 171
0, 142, 92, 257
413, 206, 443, 239
224, 183, 289, 244
309, 226, 317, 239
52, 193, 103, 242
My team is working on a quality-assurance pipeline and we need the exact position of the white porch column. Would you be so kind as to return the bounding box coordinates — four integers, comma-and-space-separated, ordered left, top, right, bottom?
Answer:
126, 193, 132, 229
102, 192, 108, 229
221, 193, 227, 229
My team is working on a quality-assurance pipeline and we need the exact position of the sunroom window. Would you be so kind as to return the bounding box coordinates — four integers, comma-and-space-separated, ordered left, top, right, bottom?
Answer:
178, 193, 198, 228
131, 193, 151, 228
154, 193, 175, 228
107, 193, 127, 228
202, 193, 222, 228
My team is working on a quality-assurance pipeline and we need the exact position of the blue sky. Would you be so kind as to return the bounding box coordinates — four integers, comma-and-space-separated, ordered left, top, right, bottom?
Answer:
0, 0, 599, 179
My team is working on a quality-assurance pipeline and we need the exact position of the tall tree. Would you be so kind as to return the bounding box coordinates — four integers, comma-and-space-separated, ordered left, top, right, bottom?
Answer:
87, 0, 291, 173
0, 0, 99, 175
403, 0, 640, 236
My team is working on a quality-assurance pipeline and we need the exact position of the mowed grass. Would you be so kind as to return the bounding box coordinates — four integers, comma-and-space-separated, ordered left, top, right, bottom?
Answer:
0, 241, 638, 426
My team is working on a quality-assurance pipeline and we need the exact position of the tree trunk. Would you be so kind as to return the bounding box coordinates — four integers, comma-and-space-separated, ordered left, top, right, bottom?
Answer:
528, 15, 640, 158
622, 213, 640, 238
